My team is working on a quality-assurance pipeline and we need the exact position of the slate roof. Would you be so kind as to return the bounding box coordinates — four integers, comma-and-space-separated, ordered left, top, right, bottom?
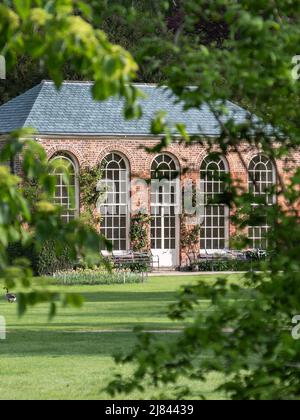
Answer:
0, 80, 257, 136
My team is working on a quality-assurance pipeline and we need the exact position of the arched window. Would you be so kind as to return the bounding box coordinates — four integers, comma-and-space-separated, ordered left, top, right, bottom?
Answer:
200, 155, 229, 251
248, 155, 276, 204
151, 154, 178, 181
248, 155, 276, 248
150, 154, 179, 259
51, 154, 79, 223
100, 152, 129, 252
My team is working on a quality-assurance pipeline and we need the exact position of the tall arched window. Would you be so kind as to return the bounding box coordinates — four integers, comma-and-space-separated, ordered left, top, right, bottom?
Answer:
200, 155, 229, 251
51, 154, 79, 223
248, 155, 276, 248
248, 155, 275, 204
150, 154, 179, 265
100, 152, 129, 252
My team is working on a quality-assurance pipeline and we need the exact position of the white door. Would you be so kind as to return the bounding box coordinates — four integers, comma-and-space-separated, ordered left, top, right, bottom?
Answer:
151, 206, 179, 267
150, 154, 180, 268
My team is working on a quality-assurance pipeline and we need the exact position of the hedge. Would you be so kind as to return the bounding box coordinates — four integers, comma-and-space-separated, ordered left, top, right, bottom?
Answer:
7, 241, 75, 276
188, 259, 263, 272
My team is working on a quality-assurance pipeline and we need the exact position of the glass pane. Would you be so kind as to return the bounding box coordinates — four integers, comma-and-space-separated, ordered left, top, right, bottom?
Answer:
100, 153, 129, 251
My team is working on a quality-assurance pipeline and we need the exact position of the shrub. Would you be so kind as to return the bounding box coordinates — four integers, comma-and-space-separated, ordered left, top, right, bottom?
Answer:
7, 242, 38, 273
7, 240, 76, 276
115, 261, 150, 273
189, 259, 263, 272
36, 241, 76, 276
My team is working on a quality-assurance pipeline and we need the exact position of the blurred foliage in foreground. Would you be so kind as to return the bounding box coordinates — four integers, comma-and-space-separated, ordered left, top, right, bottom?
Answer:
2, 0, 300, 400
105, 0, 300, 400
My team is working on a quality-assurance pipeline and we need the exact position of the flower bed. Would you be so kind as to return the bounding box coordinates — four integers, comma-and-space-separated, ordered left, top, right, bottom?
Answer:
51, 268, 145, 285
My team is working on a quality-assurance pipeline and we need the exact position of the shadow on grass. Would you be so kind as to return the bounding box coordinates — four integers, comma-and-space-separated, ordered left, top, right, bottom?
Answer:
0, 284, 251, 359
62, 287, 253, 302
77, 291, 179, 303
0, 329, 177, 357
6, 320, 186, 329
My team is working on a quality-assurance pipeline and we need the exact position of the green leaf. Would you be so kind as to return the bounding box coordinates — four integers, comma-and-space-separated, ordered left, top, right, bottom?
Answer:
13, 0, 31, 20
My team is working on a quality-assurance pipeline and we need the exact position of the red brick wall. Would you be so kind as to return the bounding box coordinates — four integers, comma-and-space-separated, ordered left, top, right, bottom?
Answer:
2, 133, 300, 265
33, 136, 300, 265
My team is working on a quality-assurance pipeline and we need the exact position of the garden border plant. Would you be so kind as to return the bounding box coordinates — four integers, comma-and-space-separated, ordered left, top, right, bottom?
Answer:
51, 267, 144, 285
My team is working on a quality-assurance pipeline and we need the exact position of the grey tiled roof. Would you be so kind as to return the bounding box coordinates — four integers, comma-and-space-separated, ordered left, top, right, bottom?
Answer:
0, 81, 255, 136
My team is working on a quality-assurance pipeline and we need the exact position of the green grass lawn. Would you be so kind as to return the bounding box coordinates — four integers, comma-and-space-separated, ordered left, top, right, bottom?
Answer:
0, 274, 244, 400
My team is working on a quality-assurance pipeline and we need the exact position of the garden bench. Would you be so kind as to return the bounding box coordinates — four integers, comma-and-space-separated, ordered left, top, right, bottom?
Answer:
111, 251, 159, 273
188, 248, 268, 272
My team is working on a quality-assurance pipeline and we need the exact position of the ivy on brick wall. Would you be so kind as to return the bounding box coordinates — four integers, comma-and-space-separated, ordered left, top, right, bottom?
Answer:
130, 213, 152, 252
180, 216, 201, 265
79, 164, 104, 229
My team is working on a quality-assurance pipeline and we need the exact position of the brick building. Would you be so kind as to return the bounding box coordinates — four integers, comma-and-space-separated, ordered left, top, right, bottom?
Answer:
0, 81, 291, 267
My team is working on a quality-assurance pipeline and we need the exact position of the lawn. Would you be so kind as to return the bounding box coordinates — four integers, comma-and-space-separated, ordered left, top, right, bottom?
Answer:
0, 274, 244, 400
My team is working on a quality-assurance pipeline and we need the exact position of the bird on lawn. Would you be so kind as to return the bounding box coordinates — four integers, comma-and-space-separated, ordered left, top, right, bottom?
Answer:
3, 288, 17, 303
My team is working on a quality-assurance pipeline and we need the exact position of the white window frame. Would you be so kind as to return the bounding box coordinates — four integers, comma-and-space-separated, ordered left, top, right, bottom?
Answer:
51, 154, 79, 223
199, 155, 229, 253
248, 154, 276, 249
100, 152, 130, 253
150, 154, 180, 256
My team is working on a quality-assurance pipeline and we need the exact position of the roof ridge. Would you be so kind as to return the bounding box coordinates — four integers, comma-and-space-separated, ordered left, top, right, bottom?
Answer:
22, 82, 45, 128
42, 80, 94, 85
226, 99, 249, 114
0, 82, 44, 132
41, 80, 164, 88
0, 82, 41, 110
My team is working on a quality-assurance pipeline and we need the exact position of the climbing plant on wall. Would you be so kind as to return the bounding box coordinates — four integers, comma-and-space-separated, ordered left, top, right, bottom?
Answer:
79, 164, 104, 230
130, 213, 152, 252
180, 217, 201, 266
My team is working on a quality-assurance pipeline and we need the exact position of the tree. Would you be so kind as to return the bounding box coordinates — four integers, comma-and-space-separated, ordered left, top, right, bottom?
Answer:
106, 1, 300, 400
2, 0, 300, 400
0, 0, 140, 315
0, 0, 231, 104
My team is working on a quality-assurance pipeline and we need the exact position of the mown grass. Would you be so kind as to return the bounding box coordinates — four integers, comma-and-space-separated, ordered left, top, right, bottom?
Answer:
0, 274, 245, 400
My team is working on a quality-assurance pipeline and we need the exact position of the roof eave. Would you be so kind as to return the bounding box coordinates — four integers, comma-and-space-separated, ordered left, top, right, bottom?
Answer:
33, 132, 221, 139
